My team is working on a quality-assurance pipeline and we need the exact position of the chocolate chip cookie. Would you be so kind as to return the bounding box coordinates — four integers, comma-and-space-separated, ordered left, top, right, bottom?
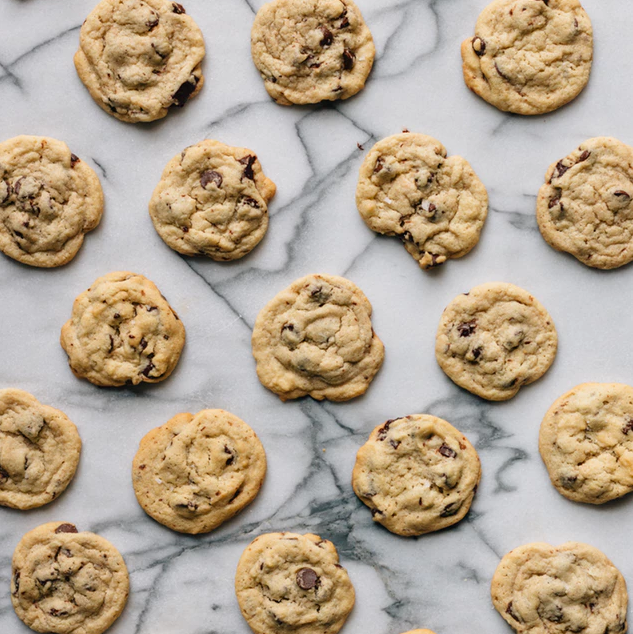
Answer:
75, 0, 205, 123
492, 542, 628, 634
537, 137, 633, 269
251, 273, 385, 401
133, 409, 267, 533
356, 132, 488, 270
149, 140, 276, 260
60, 271, 185, 386
251, 0, 375, 105
435, 282, 557, 401
352, 415, 480, 536
11, 522, 129, 634
235, 532, 355, 634
540, 383, 633, 504
461, 0, 593, 115
0, 389, 81, 510
0, 135, 103, 267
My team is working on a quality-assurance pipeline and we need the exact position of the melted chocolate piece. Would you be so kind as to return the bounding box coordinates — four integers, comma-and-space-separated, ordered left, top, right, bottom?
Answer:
296, 567, 319, 590
55, 523, 78, 534
201, 170, 223, 188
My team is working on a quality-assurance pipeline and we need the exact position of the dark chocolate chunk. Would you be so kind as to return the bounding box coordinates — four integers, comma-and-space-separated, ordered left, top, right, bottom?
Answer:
55, 523, 78, 534
472, 36, 486, 56
438, 443, 457, 458
12, 571, 19, 596
172, 74, 199, 107
172, 2, 186, 13
389, 439, 400, 450
472, 346, 482, 360
239, 155, 257, 180
554, 160, 570, 179
240, 196, 260, 208
439, 501, 462, 517
147, 15, 159, 30
319, 25, 333, 46
614, 190, 631, 199
622, 419, 633, 435
224, 444, 235, 466
374, 157, 384, 173
457, 320, 477, 337
506, 602, 520, 622
296, 567, 319, 590
560, 475, 577, 489
338, 8, 350, 28
548, 195, 561, 209
377, 419, 396, 441
201, 170, 223, 189
577, 149, 591, 163
142, 360, 155, 377
70, 153, 80, 167
342, 48, 355, 70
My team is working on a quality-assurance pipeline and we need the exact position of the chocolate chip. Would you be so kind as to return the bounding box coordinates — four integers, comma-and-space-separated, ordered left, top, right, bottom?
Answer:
224, 445, 235, 466
357, 142, 364, 151
389, 439, 400, 450
305, 54, 321, 69
506, 602, 520, 622
319, 25, 333, 46
172, 2, 186, 13
457, 320, 477, 337
494, 61, 511, 82
577, 149, 591, 162
201, 170, 223, 189
472, 346, 482, 360
172, 74, 199, 107
147, 15, 159, 30
377, 420, 396, 441
108, 335, 114, 353
147, 306, 158, 312
614, 191, 631, 199
182, 226, 189, 232
142, 360, 155, 377
439, 501, 462, 517
370, 507, 384, 516
342, 48, 355, 70
13, 177, 23, 196
560, 475, 577, 489
374, 157, 384, 173
12, 571, 19, 596
296, 567, 319, 590
338, 8, 350, 28
139, 337, 148, 351
70, 153, 80, 167
238, 155, 257, 180
0, 466, 8, 481
622, 419, 633, 435
281, 323, 295, 333
55, 523, 78, 534
553, 160, 570, 179
548, 195, 561, 209
472, 36, 486, 56
240, 196, 260, 208
438, 443, 457, 458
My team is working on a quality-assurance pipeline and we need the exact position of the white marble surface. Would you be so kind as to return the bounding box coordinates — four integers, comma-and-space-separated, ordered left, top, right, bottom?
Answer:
1, 0, 633, 632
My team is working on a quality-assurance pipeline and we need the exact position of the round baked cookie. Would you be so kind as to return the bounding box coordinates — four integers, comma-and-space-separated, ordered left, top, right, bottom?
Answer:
356, 132, 488, 270
352, 415, 480, 536
0, 135, 103, 267
251, 0, 375, 106
435, 282, 557, 401
251, 273, 385, 401
491, 542, 628, 634
149, 140, 276, 260
235, 532, 355, 634
74, 0, 205, 123
0, 390, 81, 510
537, 137, 633, 269
133, 409, 267, 533
11, 521, 129, 634
461, 0, 593, 115
60, 271, 185, 387
539, 383, 633, 504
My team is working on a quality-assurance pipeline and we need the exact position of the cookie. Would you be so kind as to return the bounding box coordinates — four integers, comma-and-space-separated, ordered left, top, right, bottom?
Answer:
251, 0, 375, 105
435, 282, 557, 401
461, 0, 593, 115
132, 409, 267, 533
0, 135, 103, 267
60, 271, 185, 387
352, 415, 480, 536
537, 137, 633, 269
491, 542, 628, 634
251, 273, 384, 401
0, 389, 81, 510
539, 383, 633, 504
356, 132, 488, 270
235, 532, 355, 634
11, 521, 129, 634
74, 0, 205, 123
149, 140, 276, 260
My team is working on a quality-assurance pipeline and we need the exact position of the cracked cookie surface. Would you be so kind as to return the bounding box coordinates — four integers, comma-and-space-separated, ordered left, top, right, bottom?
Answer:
60, 271, 185, 387
461, 0, 593, 115
11, 521, 129, 634
75, 0, 205, 122
356, 133, 488, 270
251, 0, 374, 105
235, 532, 355, 634
539, 383, 633, 504
491, 542, 628, 634
251, 273, 384, 401
149, 139, 276, 260
133, 409, 267, 533
0, 389, 81, 510
0, 135, 103, 267
352, 415, 480, 536
435, 282, 557, 401
537, 137, 633, 269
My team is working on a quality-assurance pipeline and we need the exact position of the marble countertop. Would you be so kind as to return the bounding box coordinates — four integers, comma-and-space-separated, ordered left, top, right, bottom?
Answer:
1, 0, 633, 632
